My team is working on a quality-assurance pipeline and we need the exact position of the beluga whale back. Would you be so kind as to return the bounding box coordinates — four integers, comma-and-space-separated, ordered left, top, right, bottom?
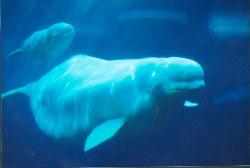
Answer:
2, 54, 205, 151
5, 22, 75, 64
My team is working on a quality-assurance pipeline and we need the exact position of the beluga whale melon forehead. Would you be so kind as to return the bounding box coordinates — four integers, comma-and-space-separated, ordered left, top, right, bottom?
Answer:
2, 54, 205, 152
5, 22, 75, 64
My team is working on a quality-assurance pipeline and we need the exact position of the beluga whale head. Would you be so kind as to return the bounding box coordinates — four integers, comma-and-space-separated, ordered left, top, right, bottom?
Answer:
139, 57, 205, 107
158, 57, 205, 94
47, 22, 75, 45
48, 22, 75, 39
33, 22, 76, 63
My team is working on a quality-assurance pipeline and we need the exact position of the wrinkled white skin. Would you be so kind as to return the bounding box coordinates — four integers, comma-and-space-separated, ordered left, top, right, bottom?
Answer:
21, 22, 75, 63
20, 55, 205, 139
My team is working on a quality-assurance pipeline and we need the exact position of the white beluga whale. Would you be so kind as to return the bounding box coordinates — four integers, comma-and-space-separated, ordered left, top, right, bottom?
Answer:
6, 22, 75, 64
2, 54, 205, 152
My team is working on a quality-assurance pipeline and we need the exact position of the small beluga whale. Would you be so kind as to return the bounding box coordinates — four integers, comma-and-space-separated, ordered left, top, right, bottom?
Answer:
2, 54, 205, 152
5, 22, 75, 64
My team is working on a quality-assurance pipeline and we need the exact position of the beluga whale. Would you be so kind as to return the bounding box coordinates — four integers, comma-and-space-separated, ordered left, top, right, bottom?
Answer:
2, 54, 205, 152
5, 22, 75, 64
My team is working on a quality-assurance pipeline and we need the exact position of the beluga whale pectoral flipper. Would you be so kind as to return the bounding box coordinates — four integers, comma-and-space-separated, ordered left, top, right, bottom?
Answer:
5, 22, 75, 64
2, 54, 205, 152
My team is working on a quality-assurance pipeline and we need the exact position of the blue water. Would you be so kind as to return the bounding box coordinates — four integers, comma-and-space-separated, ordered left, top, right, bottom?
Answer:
2, 0, 250, 167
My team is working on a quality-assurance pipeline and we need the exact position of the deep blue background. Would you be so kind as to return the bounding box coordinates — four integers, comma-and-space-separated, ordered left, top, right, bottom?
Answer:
2, 0, 250, 167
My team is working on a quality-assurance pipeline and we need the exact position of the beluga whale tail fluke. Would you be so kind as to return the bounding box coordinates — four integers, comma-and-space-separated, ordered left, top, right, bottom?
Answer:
2, 54, 205, 152
5, 22, 75, 64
